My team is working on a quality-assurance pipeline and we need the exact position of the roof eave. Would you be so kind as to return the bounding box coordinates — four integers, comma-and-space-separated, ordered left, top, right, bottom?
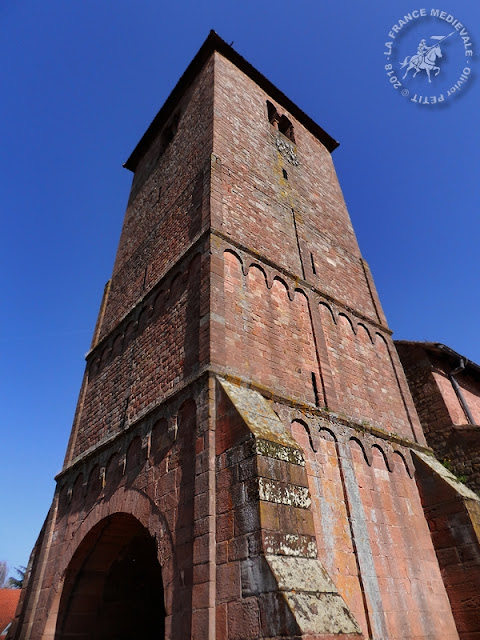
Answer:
124, 30, 339, 172
395, 340, 480, 376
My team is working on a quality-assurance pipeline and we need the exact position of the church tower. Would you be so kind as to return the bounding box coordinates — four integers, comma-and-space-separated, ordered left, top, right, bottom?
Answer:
11, 33, 462, 640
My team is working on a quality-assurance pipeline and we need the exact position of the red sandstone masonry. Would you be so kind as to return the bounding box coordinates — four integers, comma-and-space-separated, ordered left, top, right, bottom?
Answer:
413, 452, 480, 640
397, 342, 480, 494
96, 58, 215, 341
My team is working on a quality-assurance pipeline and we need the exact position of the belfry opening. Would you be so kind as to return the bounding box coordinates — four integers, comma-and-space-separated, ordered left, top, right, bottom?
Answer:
55, 514, 165, 640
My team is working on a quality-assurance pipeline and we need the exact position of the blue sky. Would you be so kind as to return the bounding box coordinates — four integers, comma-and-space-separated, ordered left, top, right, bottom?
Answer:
1, 1, 479, 575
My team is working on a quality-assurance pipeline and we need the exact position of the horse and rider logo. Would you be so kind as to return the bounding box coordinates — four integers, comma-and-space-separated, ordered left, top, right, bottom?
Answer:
383, 9, 473, 105
400, 32, 455, 83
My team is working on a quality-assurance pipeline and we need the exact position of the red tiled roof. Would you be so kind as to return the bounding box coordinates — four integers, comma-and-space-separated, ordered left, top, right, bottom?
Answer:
0, 589, 20, 639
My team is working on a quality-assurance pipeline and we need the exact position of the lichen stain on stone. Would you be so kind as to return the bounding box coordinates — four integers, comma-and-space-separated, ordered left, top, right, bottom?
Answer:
285, 593, 362, 635
255, 439, 305, 466
258, 477, 311, 508
219, 379, 304, 456
263, 533, 317, 558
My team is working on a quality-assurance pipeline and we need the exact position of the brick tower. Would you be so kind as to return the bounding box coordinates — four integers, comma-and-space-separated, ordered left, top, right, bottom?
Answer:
11, 33, 464, 640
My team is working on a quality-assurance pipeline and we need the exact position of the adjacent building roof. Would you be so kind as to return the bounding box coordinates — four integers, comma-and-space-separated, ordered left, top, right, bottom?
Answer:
396, 340, 480, 377
124, 31, 339, 172
0, 589, 20, 640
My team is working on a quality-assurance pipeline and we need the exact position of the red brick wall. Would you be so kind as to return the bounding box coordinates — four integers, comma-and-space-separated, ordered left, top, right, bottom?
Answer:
320, 308, 414, 437
95, 58, 214, 343
431, 370, 466, 425
213, 54, 378, 322
460, 381, 480, 424
211, 52, 422, 443
397, 343, 480, 494
223, 250, 322, 406
17, 389, 205, 640
292, 421, 459, 640
413, 453, 480, 640
298, 429, 368, 635
71, 251, 205, 458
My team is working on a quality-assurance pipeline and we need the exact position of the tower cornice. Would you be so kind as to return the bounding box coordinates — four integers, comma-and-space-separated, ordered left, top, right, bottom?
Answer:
124, 30, 339, 172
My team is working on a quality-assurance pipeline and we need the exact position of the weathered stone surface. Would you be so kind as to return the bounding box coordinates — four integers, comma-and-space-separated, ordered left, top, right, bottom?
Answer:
219, 380, 304, 454
265, 555, 338, 594
414, 450, 480, 500
284, 592, 361, 635
258, 477, 311, 509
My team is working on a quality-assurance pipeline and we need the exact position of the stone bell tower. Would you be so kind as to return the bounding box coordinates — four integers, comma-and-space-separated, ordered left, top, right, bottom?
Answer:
10, 32, 462, 640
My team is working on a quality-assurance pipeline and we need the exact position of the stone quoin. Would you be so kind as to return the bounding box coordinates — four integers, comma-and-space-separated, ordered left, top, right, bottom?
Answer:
9, 32, 480, 640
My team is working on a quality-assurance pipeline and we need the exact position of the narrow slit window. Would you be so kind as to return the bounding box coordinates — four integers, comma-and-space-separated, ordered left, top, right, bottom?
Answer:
311, 372, 320, 406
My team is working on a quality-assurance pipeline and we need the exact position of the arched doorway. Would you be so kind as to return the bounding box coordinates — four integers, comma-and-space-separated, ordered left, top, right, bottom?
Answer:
55, 513, 165, 640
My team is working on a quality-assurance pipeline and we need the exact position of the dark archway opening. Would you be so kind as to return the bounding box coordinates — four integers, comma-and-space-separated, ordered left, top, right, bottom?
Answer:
56, 513, 165, 640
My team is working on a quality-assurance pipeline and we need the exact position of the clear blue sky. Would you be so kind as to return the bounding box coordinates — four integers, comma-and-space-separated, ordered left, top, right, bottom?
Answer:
1, 1, 479, 575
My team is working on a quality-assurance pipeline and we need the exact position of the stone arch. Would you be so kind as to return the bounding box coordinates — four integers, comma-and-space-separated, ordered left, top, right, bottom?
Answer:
138, 304, 153, 333
168, 271, 184, 302
338, 312, 356, 334
125, 436, 143, 475
247, 262, 269, 287
318, 426, 338, 443
89, 355, 101, 377
319, 301, 336, 324
374, 331, 389, 349
291, 418, 316, 451
349, 437, 371, 466
271, 275, 291, 298
152, 288, 166, 317
151, 417, 170, 464
85, 464, 101, 505
357, 322, 373, 344
294, 287, 308, 303
371, 443, 392, 472
392, 450, 413, 478
99, 344, 112, 370
56, 482, 70, 523
53, 511, 167, 640
187, 252, 202, 279
70, 473, 85, 512
111, 332, 124, 358
104, 452, 123, 495
124, 319, 138, 345
43, 487, 178, 640
223, 248, 246, 277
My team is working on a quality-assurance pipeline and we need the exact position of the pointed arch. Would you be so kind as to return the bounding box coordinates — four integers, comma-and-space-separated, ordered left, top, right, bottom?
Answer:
294, 286, 308, 302
374, 331, 389, 348
125, 436, 143, 474
319, 301, 336, 324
